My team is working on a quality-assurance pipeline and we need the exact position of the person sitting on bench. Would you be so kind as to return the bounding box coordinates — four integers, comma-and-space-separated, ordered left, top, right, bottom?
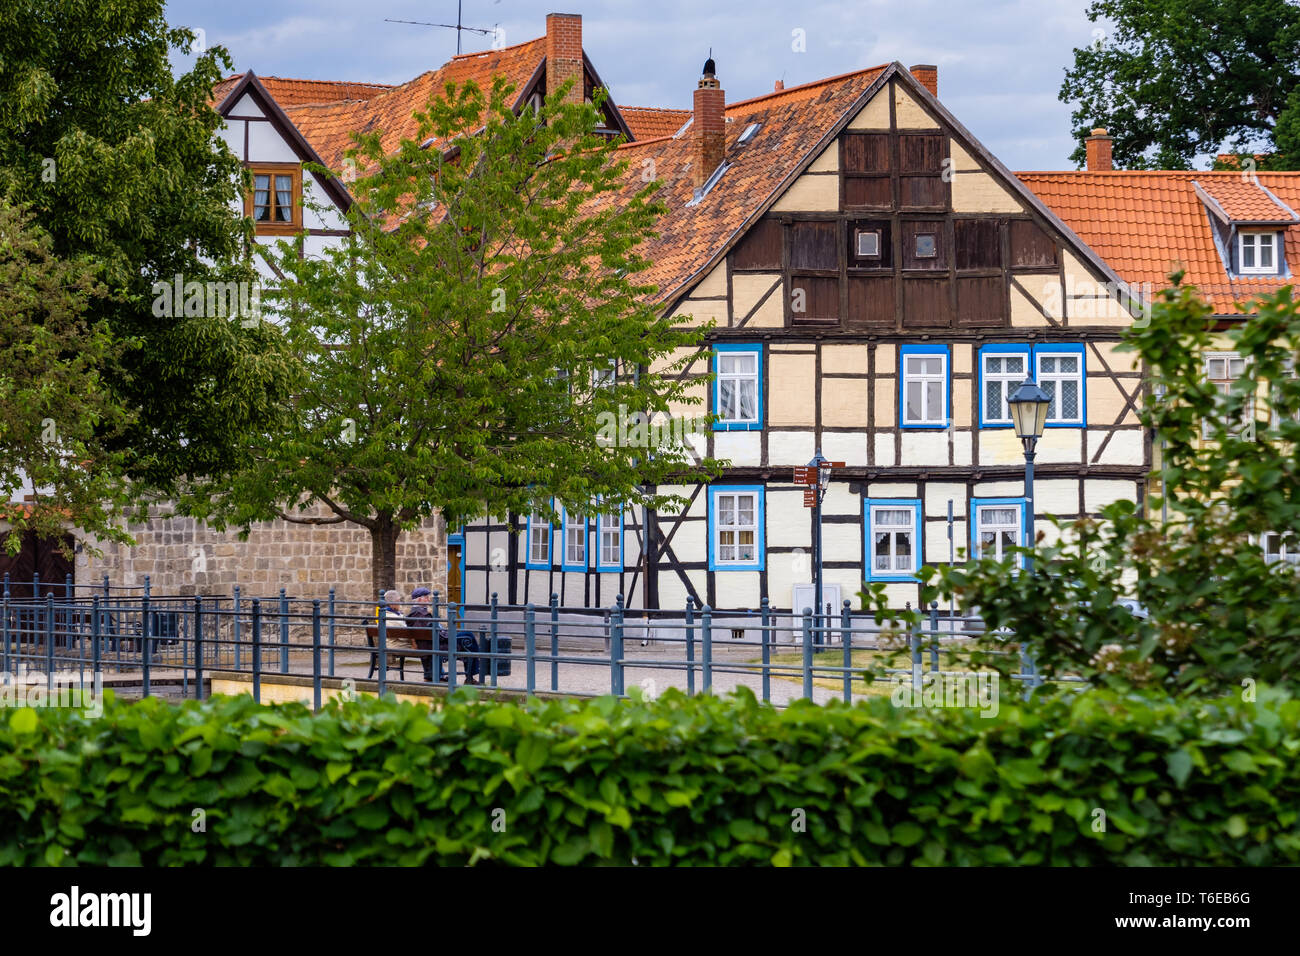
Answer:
440, 626, 482, 685
406, 587, 438, 682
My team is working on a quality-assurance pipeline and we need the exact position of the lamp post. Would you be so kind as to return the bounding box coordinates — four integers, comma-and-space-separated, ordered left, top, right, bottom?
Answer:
808, 451, 832, 649
1007, 379, 1051, 567
1007, 378, 1050, 696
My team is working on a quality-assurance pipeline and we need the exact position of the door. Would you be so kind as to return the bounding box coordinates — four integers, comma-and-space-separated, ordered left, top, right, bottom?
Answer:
790, 583, 842, 642
447, 545, 462, 606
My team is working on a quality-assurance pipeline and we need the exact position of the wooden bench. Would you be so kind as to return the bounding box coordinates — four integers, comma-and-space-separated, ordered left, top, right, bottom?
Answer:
364, 625, 440, 682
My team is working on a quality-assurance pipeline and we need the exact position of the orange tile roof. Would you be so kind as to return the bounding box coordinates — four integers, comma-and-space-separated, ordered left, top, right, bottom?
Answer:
582, 66, 889, 305
619, 106, 691, 140
1196, 177, 1298, 223
1017, 170, 1300, 314
212, 75, 395, 108
283, 37, 546, 173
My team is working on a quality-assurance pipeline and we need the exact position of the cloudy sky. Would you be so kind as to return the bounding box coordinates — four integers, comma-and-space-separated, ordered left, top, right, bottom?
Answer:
165, 0, 1111, 170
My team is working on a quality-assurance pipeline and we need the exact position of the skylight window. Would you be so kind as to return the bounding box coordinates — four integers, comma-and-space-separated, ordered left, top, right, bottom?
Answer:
737, 123, 761, 145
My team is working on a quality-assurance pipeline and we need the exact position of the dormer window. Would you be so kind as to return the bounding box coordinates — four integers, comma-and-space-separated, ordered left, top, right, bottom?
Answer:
1239, 231, 1277, 274
245, 163, 301, 236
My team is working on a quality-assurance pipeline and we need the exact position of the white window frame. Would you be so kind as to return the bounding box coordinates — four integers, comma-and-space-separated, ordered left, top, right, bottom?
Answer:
901, 349, 949, 427
563, 509, 587, 569
1036, 350, 1085, 425
598, 511, 622, 570
865, 500, 922, 580
974, 501, 1023, 563
1204, 351, 1250, 437
1239, 231, 1277, 275
711, 489, 762, 569
980, 349, 1029, 425
714, 347, 761, 428
527, 512, 551, 567
1261, 532, 1300, 566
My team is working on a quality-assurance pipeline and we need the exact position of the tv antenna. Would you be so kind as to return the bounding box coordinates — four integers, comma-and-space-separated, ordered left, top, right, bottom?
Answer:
386, 2, 496, 55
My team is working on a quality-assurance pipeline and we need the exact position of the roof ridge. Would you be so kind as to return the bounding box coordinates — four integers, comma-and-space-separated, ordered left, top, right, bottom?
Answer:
725, 64, 889, 111
449, 36, 544, 59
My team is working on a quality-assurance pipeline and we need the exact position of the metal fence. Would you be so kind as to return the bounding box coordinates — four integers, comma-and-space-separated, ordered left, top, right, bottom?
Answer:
0, 573, 1060, 708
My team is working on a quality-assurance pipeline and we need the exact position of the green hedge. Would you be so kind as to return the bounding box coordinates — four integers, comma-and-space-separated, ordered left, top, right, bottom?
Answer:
2, 687, 1298, 865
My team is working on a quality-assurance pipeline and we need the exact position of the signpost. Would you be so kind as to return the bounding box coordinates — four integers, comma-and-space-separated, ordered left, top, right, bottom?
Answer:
796, 451, 844, 650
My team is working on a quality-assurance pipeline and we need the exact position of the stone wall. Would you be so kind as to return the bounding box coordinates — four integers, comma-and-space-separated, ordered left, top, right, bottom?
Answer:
76, 501, 446, 604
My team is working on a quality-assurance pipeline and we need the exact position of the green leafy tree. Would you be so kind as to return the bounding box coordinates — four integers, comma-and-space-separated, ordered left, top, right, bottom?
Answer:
1060, 0, 1300, 168
867, 281, 1300, 696
0, 202, 134, 554
182, 78, 719, 594
0, 0, 294, 494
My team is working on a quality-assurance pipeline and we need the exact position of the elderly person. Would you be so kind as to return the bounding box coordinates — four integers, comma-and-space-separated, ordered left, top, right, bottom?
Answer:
407, 587, 438, 681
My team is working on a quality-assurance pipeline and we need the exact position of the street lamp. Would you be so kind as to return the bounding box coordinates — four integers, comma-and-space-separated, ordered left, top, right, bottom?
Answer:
1007, 379, 1051, 565
1007, 378, 1050, 698
808, 451, 831, 648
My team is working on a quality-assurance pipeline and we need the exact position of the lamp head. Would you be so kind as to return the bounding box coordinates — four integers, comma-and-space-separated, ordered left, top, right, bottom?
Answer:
1008, 379, 1051, 441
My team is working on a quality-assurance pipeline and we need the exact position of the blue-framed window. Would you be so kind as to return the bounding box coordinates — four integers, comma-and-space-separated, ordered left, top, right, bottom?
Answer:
708, 485, 765, 570
597, 510, 623, 570
899, 344, 950, 428
525, 507, 553, 570
561, 507, 588, 571
864, 499, 923, 581
969, 498, 1028, 564
713, 344, 763, 431
1035, 343, 1086, 427
978, 344, 1031, 428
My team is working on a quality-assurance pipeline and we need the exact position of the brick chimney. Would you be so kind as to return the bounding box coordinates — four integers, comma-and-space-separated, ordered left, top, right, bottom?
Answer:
693, 55, 725, 189
546, 13, 583, 105
774, 79, 784, 92
909, 64, 938, 98
1086, 128, 1113, 171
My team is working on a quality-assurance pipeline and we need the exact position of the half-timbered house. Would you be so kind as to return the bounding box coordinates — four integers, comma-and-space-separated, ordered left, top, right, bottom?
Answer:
462, 59, 1151, 614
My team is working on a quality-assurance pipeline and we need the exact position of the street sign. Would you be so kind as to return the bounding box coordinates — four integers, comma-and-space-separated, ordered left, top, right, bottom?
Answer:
793, 466, 816, 485
803, 489, 817, 507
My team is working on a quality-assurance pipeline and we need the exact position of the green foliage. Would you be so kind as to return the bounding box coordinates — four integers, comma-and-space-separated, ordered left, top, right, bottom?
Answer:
866, 283, 1300, 695
183, 75, 719, 591
1060, 0, 1300, 168
0, 0, 295, 492
2, 688, 1297, 866
0, 201, 133, 554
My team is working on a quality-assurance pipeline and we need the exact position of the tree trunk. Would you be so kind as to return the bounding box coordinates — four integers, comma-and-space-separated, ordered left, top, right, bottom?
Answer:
370, 515, 400, 600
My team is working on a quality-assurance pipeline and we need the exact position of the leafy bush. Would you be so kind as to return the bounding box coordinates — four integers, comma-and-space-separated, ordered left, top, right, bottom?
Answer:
866, 283, 1300, 695
2, 689, 1298, 865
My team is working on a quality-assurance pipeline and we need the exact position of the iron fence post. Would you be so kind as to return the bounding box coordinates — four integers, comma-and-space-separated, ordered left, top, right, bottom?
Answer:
760, 597, 771, 703
611, 594, 625, 696
91, 596, 101, 685
549, 593, 559, 692
45, 594, 54, 694
446, 601, 457, 692
327, 587, 336, 677
233, 585, 242, 671
684, 598, 696, 696
279, 587, 289, 674
801, 607, 813, 700
490, 592, 500, 686
524, 603, 536, 694
701, 604, 712, 693
251, 599, 262, 703
377, 595, 388, 696
930, 601, 940, 673
141, 591, 151, 698
841, 599, 853, 703
312, 599, 322, 711
194, 595, 204, 702
2, 574, 9, 677
910, 605, 922, 694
